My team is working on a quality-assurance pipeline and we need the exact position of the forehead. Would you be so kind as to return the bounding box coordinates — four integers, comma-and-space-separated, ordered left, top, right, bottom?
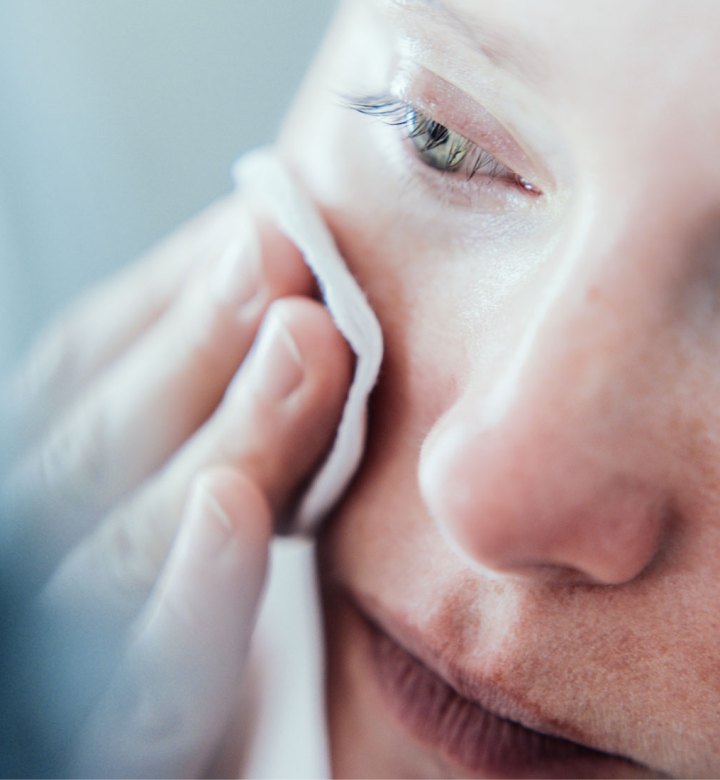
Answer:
387, 0, 720, 101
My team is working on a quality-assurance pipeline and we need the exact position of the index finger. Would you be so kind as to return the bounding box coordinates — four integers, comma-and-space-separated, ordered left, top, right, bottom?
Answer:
6, 192, 246, 449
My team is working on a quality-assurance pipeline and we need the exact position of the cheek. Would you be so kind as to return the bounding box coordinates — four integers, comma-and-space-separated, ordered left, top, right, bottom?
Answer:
278, 103, 539, 425
276, 0, 560, 419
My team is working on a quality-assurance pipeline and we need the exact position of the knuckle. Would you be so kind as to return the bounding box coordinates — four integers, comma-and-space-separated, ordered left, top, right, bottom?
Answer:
13, 319, 77, 412
93, 505, 166, 613
180, 288, 253, 378
36, 405, 111, 513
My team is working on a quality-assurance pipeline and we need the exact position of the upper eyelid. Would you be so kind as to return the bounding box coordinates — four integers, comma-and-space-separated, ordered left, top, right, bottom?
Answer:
343, 94, 477, 146
343, 94, 544, 195
391, 62, 554, 189
342, 94, 517, 177
342, 94, 413, 124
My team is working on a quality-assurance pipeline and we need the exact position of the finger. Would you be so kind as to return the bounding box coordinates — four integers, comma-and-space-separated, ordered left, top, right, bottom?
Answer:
3, 223, 314, 592
5, 193, 247, 447
70, 466, 271, 779
49, 297, 352, 620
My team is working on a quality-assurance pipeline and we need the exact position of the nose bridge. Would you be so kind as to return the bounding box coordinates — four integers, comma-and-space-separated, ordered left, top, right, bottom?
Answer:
420, 192, 683, 585
468, 201, 681, 532
483, 191, 674, 437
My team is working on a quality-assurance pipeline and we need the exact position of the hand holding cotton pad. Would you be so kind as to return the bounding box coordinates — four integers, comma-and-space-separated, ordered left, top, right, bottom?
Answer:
233, 149, 384, 536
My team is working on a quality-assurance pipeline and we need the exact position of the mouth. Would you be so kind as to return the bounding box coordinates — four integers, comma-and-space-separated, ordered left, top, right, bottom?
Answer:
344, 589, 663, 779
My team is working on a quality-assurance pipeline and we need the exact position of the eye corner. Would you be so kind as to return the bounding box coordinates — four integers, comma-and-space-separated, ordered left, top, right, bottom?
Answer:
517, 176, 544, 197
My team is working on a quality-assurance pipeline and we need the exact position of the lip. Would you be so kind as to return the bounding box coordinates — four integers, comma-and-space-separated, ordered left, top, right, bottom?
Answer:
344, 588, 660, 779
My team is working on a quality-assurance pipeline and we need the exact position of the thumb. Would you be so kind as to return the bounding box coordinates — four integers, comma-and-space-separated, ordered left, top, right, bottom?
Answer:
71, 467, 272, 779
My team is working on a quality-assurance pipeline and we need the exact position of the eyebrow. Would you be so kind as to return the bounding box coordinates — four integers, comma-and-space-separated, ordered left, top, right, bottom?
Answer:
390, 0, 544, 83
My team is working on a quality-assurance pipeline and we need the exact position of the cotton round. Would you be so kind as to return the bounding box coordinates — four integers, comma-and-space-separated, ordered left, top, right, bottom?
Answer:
233, 149, 384, 535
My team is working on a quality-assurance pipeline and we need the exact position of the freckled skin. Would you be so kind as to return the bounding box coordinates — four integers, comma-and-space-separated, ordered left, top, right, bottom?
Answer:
279, 0, 720, 776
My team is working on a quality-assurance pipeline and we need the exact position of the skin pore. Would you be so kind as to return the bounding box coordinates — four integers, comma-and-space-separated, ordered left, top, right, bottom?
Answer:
278, 0, 720, 777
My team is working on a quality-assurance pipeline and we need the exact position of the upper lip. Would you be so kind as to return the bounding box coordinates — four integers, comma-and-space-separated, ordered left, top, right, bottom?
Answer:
348, 586, 643, 763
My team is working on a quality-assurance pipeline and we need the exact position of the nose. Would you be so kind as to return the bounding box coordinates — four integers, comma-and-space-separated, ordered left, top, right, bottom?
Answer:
418, 213, 685, 586
419, 403, 670, 586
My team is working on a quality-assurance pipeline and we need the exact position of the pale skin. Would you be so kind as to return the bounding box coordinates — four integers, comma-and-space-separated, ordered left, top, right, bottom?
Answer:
279, 0, 720, 777
3, 0, 720, 777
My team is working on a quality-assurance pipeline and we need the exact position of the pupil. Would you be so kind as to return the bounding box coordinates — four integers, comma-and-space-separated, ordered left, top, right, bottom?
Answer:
427, 121, 449, 147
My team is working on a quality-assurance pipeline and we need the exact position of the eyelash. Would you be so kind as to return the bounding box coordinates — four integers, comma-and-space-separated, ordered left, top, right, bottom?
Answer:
344, 93, 540, 195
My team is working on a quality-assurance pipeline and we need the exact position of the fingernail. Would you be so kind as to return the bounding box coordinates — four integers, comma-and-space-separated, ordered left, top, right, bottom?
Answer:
204, 491, 234, 534
184, 476, 236, 559
254, 312, 304, 401
210, 220, 263, 312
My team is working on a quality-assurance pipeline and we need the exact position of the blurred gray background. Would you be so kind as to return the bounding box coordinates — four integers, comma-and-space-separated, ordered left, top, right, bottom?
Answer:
0, 0, 336, 370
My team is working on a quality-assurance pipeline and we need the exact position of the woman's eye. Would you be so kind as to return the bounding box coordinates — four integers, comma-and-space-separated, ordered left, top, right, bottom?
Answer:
344, 94, 539, 194
406, 107, 473, 172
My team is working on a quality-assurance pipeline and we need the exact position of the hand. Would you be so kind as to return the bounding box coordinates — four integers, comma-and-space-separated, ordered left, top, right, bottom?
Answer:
0, 193, 352, 777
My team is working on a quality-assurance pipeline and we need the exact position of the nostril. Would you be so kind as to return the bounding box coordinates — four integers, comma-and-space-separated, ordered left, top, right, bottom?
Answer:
419, 415, 671, 587
445, 486, 671, 586
556, 490, 672, 586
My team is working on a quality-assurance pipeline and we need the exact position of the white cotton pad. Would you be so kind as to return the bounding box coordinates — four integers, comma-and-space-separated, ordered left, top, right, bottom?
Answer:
233, 148, 384, 536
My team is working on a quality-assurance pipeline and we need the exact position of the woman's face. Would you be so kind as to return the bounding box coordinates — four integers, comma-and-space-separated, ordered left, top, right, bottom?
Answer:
278, 1, 720, 777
